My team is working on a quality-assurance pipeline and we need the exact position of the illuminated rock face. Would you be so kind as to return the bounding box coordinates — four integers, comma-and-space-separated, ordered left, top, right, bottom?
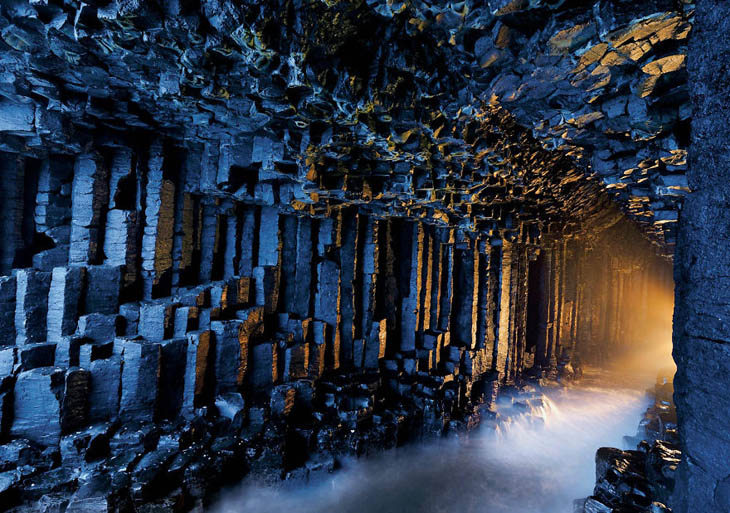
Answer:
0, 0, 692, 510
673, 2, 730, 512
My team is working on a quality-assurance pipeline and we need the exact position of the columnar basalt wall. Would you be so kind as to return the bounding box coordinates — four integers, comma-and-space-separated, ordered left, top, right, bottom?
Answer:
673, 0, 730, 511
0, 141, 671, 510
0, 0, 685, 510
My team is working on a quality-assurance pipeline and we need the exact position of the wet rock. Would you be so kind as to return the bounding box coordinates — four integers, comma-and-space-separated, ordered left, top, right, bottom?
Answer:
645, 440, 680, 505
0, 469, 21, 503
582, 498, 612, 513
215, 393, 245, 424
0, 439, 40, 471
65, 496, 109, 513
130, 434, 179, 500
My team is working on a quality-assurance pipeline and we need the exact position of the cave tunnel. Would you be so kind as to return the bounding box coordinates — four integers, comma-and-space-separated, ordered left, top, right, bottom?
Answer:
0, 0, 727, 512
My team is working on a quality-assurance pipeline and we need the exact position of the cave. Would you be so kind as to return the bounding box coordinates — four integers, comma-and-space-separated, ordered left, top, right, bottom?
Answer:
0, 0, 725, 512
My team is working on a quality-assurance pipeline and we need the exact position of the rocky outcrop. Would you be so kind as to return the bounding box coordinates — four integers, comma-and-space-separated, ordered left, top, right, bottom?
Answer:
577, 375, 680, 513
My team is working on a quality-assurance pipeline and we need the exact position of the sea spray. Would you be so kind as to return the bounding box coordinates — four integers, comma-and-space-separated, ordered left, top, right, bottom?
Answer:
210, 384, 649, 513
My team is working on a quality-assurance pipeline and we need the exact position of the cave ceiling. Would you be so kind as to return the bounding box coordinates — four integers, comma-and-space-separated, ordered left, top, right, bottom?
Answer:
0, 0, 691, 255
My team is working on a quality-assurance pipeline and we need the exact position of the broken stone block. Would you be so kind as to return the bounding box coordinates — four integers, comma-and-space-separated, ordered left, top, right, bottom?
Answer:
238, 207, 257, 277
364, 321, 385, 370
61, 369, 90, 434
15, 270, 52, 346
0, 277, 16, 346
108, 148, 134, 210
314, 260, 338, 326
158, 338, 186, 421
0, 348, 15, 378
0, 157, 23, 277
209, 283, 226, 310
182, 331, 215, 414
118, 339, 161, 423
69, 155, 107, 266
198, 308, 213, 331
47, 267, 85, 344
292, 217, 314, 319
234, 276, 252, 307
84, 265, 121, 315
583, 498, 612, 513
281, 343, 295, 381
87, 354, 121, 423
60, 424, 110, 468
0, 392, 11, 439
197, 203, 220, 285
0, 469, 21, 504
307, 321, 328, 378
253, 266, 279, 313
55, 337, 84, 368
212, 320, 245, 395
270, 385, 295, 420
130, 433, 179, 500
78, 341, 114, 369
78, 342, 113, 369
104, 209, 139, 295
118, 303, 140, 336
139, 302, 176, 341
75, 313, 117, 344
11, 368, 65, 446
258, 207, 280, 267
16, 343, 56, 372
141, 153, 175, 299
32, 247, 70, 272
248, 343, 274, 392
0, 99, 34, 133
172, 306, 193, 337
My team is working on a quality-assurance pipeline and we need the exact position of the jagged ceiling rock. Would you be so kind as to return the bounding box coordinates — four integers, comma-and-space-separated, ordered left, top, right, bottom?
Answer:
0, 0, 690, 254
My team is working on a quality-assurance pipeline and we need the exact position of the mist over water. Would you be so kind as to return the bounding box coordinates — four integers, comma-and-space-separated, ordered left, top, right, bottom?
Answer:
211, 382, 649, 513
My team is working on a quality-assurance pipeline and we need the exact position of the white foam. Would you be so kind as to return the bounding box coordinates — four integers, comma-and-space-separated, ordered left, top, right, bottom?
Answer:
210, 384, 649, 513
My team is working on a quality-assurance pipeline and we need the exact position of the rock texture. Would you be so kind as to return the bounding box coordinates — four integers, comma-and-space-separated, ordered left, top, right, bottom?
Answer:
0, 0, 689, 511
0, 0, 691, 254
673, 1, 730, 511
578, 375, 679, 513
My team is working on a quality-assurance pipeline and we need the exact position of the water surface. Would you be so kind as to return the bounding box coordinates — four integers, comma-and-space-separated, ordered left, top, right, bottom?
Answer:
211, 382, 648, 513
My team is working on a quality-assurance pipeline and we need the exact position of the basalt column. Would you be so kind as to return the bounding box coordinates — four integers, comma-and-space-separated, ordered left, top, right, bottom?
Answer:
0, 0, 695, 508
673, 1, 730, 510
